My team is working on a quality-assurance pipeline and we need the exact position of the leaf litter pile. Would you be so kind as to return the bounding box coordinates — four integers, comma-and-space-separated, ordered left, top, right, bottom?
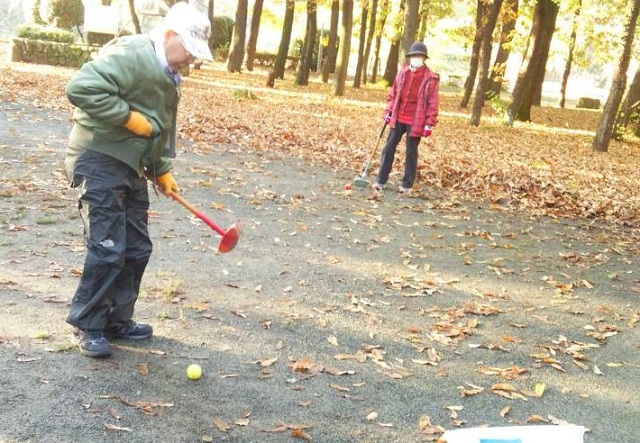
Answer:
2, 62, 640, 440
3, 63, 640, 229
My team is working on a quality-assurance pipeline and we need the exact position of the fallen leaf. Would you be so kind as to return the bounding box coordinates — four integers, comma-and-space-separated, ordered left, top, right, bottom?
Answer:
500, 406, 511, 417
212, 417, 231, 433
327, 335, 339, 346
104, 423, 132, 432
366, 411, 378, 421
291, 429, 313, 441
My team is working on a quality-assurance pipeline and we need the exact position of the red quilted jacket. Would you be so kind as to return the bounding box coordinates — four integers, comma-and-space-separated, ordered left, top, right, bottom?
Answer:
385, 65, 439, 137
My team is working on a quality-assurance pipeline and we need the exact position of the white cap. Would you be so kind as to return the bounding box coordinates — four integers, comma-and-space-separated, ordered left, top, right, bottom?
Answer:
164, 2, 213, 61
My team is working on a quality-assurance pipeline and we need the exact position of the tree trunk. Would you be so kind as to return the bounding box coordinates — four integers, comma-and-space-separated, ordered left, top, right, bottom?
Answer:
488, 0, 518, 96
207, 0, 215, 52
400, 0, 419, 59
417, 0, 429, 40
127, 0, 141, 34
295, 0, 318, 85
369, 0, 389, 83
593, 0, 640, 152
321, 0, 340, 82
505, 0, 558, 124
618, 68, 640, 128
227, 0, 248, 73
461, 0, 487, 108
382, 0, 405, 85
274, 0, 295, 79
360, 0, 378, 85
334, 0, 354, 96
245, 0, 264, 71
470, 0, 504, 126
559, 0, 581, 108
352, 0, 369, 88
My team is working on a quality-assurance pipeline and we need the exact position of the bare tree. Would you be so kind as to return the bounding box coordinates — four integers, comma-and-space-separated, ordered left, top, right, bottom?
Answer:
273, 0, 295, 79
593, 0, 640, 152
227, 0, 248, 73
127, 0, 141, 34
369, 0, 389, 83
488, 0, 518, 96
245, 0, 264, 71
470, 0, 504, 126
360, 0, 377, 85
400, 0, 419, 59
334, 0, 354, 96
207, 0, 215, 52
295, 0, 318, 85
461, 0, 488, 108
505, 0, 559, 124
321, 0, 340, 82
382, 0, 405, 84
559, 0, 581, 108
353, 0, 369, 88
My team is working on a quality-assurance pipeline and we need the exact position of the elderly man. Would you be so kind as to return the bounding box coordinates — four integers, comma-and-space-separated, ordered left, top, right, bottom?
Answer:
64, 2, 213, 358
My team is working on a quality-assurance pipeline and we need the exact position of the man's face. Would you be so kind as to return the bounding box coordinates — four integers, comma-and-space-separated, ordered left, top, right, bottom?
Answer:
164, 31, 196, 72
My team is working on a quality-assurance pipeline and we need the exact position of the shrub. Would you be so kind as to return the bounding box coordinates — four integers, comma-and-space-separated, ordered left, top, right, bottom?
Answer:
16, 24, 75, 43
211, 16, 234, 50
47, 0, 84, 30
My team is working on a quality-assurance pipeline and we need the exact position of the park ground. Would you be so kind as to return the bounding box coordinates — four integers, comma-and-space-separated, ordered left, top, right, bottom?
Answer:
0, 59, 639, 443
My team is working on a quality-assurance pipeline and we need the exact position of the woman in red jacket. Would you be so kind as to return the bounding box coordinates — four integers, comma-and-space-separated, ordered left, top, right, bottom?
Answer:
373, 41, 439, 194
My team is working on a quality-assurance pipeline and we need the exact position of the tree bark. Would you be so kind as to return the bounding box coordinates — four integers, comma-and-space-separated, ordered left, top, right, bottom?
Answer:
618, 68, 640, 128
207, 0, 215, 52
227, 0, 248, 73
470, 0, 504, 126
245, 0, 264, 71
334, 0, 354, 96
505, 0, 558, 124
417, 0, 429, 41
559, 0, 581, 108
488, 0, 518, 96
127, 0, 141, 34
382, 0, 405, 85
460, 0, 487, 108
400, 0, 419, 59
295, 0, 318, 85
593, 0, 640, 152
369, 0, 389, 83
352, 0, 369, 88
274, 0, 295, 79
360, 0, 377, 85
321, 0, 340, 82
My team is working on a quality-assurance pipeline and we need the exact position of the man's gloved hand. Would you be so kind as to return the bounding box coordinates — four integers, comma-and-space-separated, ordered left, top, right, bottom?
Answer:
383, 110, 392, 123
155, 172, 178, 194
422, 125, 433, 138
124, 111, 153, 138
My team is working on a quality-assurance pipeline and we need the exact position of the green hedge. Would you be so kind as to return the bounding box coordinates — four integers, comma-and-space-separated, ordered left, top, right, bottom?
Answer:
16, 24, 75, 43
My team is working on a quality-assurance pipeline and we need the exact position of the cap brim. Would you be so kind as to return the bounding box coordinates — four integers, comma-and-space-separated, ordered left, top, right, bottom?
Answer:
183, 37, 213, 61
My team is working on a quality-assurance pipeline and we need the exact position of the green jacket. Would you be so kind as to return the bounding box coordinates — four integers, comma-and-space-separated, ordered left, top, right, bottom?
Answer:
65, 35, 179, 177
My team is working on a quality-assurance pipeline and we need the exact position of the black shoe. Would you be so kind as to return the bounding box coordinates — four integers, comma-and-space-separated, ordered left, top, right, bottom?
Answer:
104, 321, 153, 340
73, 329, 112, 358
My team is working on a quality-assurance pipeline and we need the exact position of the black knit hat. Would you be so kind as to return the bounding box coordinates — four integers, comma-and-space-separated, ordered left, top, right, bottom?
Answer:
406, 41, 428, 58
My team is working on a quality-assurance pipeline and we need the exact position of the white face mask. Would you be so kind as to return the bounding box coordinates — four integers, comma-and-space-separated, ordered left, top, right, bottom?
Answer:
409, 56, 425, 68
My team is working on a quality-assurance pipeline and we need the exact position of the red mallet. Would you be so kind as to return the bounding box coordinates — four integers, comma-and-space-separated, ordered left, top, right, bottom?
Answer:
167, 191, 239, 253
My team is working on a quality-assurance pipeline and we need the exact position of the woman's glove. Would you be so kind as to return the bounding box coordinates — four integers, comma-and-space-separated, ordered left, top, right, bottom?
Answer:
155, 172, 178, 194
422, 125, 433, 137
124, 111, 153, 138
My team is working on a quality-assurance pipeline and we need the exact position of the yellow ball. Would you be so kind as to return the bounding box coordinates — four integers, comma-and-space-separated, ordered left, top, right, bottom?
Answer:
186, 364, 202, 380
